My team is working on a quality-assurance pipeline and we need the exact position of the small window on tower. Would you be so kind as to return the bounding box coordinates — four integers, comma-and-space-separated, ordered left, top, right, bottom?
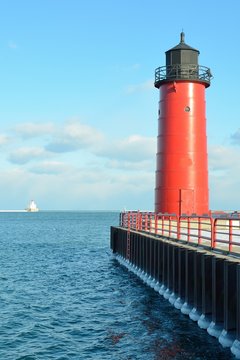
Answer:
185, 106, 190, 112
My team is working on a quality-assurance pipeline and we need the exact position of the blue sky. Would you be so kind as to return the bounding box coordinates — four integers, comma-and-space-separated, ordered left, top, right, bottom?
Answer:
0, 0, 240, 210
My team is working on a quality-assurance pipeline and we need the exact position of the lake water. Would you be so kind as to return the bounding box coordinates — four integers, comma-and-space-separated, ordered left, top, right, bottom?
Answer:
0, 211, 233, 359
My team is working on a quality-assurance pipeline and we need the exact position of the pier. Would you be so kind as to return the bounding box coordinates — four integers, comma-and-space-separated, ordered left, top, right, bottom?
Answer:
111, 211, 240, 358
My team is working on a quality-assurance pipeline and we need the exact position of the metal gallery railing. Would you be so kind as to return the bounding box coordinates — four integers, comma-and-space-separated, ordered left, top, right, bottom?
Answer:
154, 64, 212, 86
120, 211, 240, 255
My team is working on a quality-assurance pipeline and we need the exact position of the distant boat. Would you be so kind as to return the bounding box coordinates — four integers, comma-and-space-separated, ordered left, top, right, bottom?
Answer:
26, 200, 39, 212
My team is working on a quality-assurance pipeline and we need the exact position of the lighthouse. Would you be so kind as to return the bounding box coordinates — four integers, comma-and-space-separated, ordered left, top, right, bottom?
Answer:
154, 33, 212, 216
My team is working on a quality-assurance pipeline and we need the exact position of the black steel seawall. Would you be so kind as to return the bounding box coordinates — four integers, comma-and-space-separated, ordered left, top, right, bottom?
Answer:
110, 226, 240, 359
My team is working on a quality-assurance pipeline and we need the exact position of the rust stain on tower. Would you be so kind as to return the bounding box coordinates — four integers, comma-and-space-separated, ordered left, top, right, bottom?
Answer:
154, 32, 212, 216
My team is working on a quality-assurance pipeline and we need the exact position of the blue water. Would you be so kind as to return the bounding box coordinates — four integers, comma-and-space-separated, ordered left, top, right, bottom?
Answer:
0, 211, 233, 359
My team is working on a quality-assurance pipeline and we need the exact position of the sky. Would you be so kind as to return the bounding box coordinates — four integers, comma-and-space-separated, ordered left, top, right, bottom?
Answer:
0, 0, 240, 211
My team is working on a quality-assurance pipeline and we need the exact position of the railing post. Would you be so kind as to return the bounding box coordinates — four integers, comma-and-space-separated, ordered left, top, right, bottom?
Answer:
126, 212, 131, 260
177, 215, 180, 239
187, 217, 190, 243
198, 217, 202, 245
145, 213, 148, 231
162, 216, 164, 236
155, 213, 158, 235
211, 218, 216, 249
229, 219, 233, 252
139, 212, 142, 231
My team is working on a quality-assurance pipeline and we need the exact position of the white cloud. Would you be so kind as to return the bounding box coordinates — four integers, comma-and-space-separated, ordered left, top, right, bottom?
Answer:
105, 159, 154, 171
209, 145, 240, 172
0, 118, 156, 210
8, 147, 52, 164
231, 129, 240, 144
45, 122, 156, 165
0, 134, 10, 146
13, 122, 55, 138
209, 144, 240, 210
45, 120, 104, 153
96, 135, 156, 162
30, 161, 73, 175
0, 165, 154, 210
8, 119, 156, 167
64, 121, 104, 145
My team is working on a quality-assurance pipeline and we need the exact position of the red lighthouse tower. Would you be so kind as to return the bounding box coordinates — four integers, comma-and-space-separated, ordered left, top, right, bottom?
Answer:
154, 33, 212, 216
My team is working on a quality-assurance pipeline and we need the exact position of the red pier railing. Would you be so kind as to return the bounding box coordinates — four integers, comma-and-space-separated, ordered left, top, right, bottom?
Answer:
120, 211, 240, 255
